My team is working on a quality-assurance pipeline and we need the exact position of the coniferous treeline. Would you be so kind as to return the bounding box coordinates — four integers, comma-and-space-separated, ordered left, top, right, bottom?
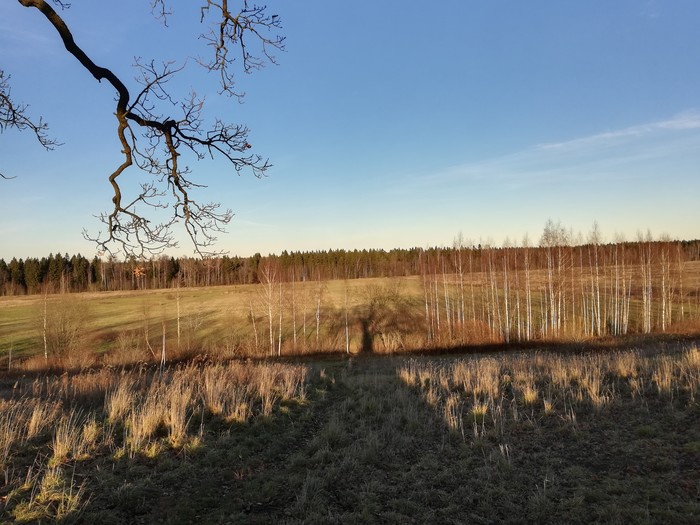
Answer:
1, 238, 699, 297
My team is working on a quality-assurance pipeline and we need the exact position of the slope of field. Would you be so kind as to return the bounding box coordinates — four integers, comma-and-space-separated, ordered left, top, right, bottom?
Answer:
0, 277, 416, 360
1, 261, 700, 366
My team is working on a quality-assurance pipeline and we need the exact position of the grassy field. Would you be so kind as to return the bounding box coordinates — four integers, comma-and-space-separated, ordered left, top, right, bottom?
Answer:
0, 342, 698, 523
2, 264, 700, 368
0, 277, 418, 361
1, 272, 698, 522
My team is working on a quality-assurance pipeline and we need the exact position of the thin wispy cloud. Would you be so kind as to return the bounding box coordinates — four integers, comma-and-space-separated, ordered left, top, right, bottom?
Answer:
640, 0, 661, 20
416, 110, 700, 190
0, 22, 63, 59
536, 110, 700, 151
0, 6, 130, 62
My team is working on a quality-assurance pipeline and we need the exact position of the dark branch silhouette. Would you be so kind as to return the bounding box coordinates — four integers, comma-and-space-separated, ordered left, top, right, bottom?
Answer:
7, 0, 284, 257
0, 70, 61, 179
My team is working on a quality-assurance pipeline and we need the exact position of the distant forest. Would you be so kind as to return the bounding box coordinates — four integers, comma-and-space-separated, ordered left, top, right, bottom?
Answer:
2, 238, 700, 296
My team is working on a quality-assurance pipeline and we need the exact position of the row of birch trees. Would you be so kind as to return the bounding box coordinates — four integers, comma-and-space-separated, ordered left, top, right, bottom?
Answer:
16, 223, 700, 361
419, 224, 698, 346
235, 229, 698, 357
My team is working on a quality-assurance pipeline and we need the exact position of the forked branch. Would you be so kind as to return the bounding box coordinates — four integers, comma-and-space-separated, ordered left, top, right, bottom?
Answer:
13, 0, 282, 257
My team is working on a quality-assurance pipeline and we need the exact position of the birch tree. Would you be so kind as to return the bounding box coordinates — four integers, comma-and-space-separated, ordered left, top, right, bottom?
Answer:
522, 235, 533, 341
259, 259, 278, 356
638, 230, 654, 334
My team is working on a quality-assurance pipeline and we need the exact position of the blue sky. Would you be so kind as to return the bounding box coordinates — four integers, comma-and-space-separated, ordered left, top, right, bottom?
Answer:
1, 0, 699, 259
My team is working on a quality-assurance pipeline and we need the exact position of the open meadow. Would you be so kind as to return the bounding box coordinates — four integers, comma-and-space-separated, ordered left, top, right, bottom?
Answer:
0, 277, 418, 363
2, 257, 700, 367
1, 269, 699, 522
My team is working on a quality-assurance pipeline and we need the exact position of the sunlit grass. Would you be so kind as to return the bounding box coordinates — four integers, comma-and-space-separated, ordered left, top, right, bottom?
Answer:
1, 343, 698, 522
397, 346, 700, 441
0, 359, 311, 522
3, 264, 700, 366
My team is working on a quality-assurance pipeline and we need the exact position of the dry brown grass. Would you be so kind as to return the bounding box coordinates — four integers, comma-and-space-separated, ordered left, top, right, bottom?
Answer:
27, 400, 62, 440
0, 402, 26, 471
681, 346, 700, 401
0, 359, 311, 522
105, 378, 136, 423
651, 354, 676, 399
398, 345, 700, 440
9, 464, 88, 522
2, 344, 697, 523
443, 393, 463, 434
51, 410, 87, 466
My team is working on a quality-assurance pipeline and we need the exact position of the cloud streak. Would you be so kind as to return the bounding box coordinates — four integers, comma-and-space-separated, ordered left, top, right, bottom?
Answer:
535, 110, 700, 151
417, 110, 700, 190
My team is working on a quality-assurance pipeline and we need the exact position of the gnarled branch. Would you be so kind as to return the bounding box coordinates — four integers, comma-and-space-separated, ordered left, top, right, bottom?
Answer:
12, 0, 283, 257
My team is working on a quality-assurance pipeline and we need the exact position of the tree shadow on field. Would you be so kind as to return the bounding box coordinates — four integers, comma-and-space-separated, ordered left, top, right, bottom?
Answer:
273, 349, 700, 524
360, 318, 373, 353
355, 282, 423, 354
43, 357, 464, 524
10, 342, 698, 523
268, 355, 507, 523
13, 344, 695, 524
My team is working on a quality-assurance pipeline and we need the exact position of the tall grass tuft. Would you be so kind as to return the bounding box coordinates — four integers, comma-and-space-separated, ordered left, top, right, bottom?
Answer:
165, 379, 193, 447
444, 393, 463, 435
579, 357, 608, 407
12, 465, 88, 522
126, 387, 165, 456
652, 354, 675, 400
27, 400, 62, 440
50, 409, 91, 466
680, 346, 699, 401
105, 378, 135, 423
1, 401, 29, 471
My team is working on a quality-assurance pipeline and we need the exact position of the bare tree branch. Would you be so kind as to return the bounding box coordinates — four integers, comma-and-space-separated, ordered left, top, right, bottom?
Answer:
198, 0, 285, 96
150, 0, 171, 24
11, 0, 283, 257
0, 69, 61, 179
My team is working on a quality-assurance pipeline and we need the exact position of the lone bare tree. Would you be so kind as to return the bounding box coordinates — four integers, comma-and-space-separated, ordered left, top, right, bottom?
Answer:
1, 0, 283, 256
